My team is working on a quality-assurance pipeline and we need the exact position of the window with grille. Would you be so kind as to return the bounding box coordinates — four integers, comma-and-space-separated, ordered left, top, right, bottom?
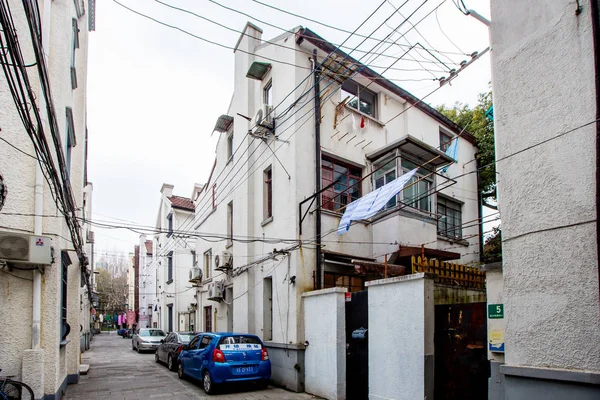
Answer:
437, 197, 463, 239
322, 156, 361, 212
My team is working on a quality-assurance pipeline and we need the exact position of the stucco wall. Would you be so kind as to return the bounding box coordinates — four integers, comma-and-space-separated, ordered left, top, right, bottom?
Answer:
490, 0, 600, 373
302, 288, 346, 400
366, 274, 435, 400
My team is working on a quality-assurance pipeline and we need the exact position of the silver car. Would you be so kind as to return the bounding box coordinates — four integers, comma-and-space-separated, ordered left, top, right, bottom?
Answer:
132, 328, 166, 353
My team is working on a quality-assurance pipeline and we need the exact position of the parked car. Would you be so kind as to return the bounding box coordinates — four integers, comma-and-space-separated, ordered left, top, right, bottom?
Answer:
178, 332, 271, 394
132, 328, 166, 352
155, 331, 197, 371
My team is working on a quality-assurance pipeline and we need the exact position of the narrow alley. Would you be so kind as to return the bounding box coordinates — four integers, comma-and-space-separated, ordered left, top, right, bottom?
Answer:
65, 332, 316, 400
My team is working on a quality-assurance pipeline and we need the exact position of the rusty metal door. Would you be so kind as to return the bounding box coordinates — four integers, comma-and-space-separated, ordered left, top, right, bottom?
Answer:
434, 302, 489, 400
345, 290, 368, 400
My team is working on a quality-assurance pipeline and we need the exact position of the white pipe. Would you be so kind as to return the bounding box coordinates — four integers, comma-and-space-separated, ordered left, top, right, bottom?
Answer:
468, 9, 491, 27
32, 0, 53, 350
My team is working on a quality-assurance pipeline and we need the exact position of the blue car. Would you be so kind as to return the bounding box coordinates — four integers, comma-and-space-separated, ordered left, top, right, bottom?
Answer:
178, 332, 271, 394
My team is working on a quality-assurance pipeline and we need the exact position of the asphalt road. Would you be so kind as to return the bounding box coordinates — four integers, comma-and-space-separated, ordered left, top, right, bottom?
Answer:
65, 331, 317, 400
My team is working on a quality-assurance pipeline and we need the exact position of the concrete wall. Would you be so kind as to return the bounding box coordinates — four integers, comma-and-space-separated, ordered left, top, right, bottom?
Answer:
366, 274, 435, 400
490, 0, 600, 396
302, 288, 346, 400
0, 1, 92, 398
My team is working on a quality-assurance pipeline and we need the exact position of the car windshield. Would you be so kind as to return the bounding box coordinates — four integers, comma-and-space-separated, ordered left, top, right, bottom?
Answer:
179, 335, 194, 342
218, 335, 261, 345
139, 329, 165, 337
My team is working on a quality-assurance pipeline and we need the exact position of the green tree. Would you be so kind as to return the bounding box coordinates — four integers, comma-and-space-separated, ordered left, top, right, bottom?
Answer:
438, 91, 496, 209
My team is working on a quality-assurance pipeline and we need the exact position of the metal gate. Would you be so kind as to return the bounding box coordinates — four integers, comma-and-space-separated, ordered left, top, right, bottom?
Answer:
434, 302, 489, 400
345, 290, 369, 400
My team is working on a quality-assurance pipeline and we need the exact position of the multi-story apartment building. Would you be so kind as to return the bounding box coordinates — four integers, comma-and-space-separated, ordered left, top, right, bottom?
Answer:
489, 1, 600, 398
0, 1, 95, 398
136, 235, 154, 328
191, 23, 480, 391
151, 184, 199, 332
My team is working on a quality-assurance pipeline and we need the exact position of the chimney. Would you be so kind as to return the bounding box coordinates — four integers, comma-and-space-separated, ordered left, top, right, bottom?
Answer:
160, 183, 174, 198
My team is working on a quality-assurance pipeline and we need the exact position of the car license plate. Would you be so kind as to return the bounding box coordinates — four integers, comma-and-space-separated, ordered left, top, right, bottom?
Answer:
235, 366, 256, 374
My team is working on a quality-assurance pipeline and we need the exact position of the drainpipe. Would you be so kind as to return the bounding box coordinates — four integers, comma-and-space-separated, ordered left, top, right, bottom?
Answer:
590, 0, 600, 307
32, 0, 53, 350
476, 159, 484, 263
312, 49, 322, 290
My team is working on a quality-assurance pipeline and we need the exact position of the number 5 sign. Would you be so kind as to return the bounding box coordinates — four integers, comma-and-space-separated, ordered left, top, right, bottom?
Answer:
488, 304, 504, 319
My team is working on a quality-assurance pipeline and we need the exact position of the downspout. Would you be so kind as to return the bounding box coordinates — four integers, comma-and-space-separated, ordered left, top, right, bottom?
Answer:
32, 0, 52, 350
476, 159, 485, 263
590, 0, 600, 306
312, 49, 322, 290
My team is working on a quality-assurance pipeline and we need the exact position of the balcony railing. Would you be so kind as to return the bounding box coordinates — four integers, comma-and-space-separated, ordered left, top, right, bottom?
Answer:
411, 256, 485, 290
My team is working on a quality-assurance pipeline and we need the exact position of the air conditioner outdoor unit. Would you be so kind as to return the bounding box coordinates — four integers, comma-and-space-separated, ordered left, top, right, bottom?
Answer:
216, 250, 233, 272
189, 266, 202, 283
86, 230, 95, 244
0, 232, 52, 265
207, 280, 224, 302
252, 104, 274, 135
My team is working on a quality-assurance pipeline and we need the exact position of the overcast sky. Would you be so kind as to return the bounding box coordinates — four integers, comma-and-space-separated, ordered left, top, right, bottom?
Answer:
87, 0, 492, 259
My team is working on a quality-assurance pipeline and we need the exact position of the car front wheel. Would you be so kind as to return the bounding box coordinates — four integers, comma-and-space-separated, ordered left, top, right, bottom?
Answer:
203, 371, 216, 395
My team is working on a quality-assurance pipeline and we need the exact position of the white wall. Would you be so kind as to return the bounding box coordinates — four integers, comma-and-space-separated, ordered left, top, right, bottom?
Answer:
303, 288, 346, 400
490, 0, 600, 371
366, 274, 434, 400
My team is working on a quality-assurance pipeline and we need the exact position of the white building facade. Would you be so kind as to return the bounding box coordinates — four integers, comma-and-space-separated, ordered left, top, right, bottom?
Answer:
151, 184, 198, 332
489, 1, 600, 398
0, 0, 95, 398
137, 235, 154, 328
192, 24, 481, 392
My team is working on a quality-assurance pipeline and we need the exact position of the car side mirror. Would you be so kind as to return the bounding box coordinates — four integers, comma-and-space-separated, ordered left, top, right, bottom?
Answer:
160, 339, 164, 343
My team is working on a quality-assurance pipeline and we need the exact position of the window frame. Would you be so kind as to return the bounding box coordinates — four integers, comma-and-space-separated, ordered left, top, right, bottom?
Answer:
341, 80, 377, 118
65, 107, 76, 176
437, 196, 463, 239
263, 165, 273, 221
263, 79, 273, 106
167, 251, 173, 283
439, 130, 453, 152
400, 157, 434, 214
323, 272, 365, 293
372, 153, 398, 210
71, 18, 79, 89
204, 306, 213, 332
226, 130, 234, 163
321, 156, 362, 213
167, 212, 173, 237
203, 249, 212, 280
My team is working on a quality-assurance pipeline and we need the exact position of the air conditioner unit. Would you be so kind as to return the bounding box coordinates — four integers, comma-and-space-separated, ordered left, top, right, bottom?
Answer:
189, 266, 202, 283
216, 250, 233, 272
86, 230, 95, 244
252, 104, 274, 136
0, 232, 52, 265
207, 280, 224, 302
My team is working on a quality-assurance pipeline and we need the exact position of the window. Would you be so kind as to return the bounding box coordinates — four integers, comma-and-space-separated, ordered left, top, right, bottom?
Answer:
440, 130, 453, 152
227, 131, 233, 162
401, 158, 432, 213
199, 335, 212, 349
203, 249, 212, 280
71, 18, 79, 89
60, 251, 72, 343
204, 306, 213, 332
167, 251, 173, 283
167, 213, 173, 237
227, 201, 233, 247
323, 273, 364, 293
341, 80, 377, 117
438, 197, 463, 239
264, 166, 272, 221
373, 157, 397, 209
65, 107, 76, 176
322, 156, 361, 212
188, 335, 201, 350
264, 80, 273, 106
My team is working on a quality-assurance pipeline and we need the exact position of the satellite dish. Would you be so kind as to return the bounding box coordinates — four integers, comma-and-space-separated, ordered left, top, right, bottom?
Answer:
215, 254, 220, 269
